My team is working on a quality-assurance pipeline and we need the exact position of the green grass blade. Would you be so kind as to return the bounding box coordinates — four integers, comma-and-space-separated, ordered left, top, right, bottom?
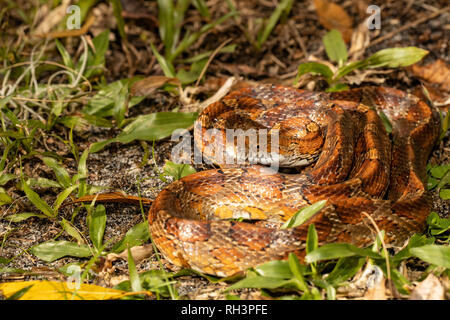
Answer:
60, 218, 85, 245
306, 224, 318, 254
42, 157, 71, 188
111, 221, 150, 253
88, 205, 107, 250
149, 42, 176, 77
162, 160, 196, 180
192, 0, 210, 18
53, 185, 78, 213
127, 244, 143, 292
3, 212, 47, 222
281, 200, 327, 229
157, 0, 175, 57
55, 39, 74, 70
109, 0, 126, 41
77, 149, 89, 197
305, 243, 382, 263
257, 0, 293, 49
295, 62, 334, 84
288, 253, 308, 292
22, 179, 54, 218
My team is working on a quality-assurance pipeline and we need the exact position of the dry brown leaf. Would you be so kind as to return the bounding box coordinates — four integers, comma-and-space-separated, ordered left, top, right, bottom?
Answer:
409, 274, 445, 300
130, 76, 180, 97
363, 267, 387, 300
348, 22, 370, 61
106, 244, 154, 264
72, 192, 152, 206
33, 0, 70, 37
313, 0, 353, 43
409, 59, 450, 92
413, 84, 450, 111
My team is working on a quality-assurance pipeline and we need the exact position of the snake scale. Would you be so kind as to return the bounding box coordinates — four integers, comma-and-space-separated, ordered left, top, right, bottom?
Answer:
148, 85, 440, 277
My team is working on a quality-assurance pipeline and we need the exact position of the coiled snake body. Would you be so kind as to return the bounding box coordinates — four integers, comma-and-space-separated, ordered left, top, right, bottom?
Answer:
149, 85, 440, 277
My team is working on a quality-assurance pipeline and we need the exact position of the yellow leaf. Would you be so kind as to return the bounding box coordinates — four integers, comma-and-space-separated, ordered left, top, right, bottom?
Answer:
0, 280, 127, 300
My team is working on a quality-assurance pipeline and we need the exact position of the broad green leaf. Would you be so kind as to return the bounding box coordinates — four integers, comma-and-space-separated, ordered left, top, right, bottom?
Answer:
116, 112, 199, 143
0, 173, 15, 186
31, 241, 92, 262
426, 212, 450, 236
127, 245, 143, 292
115, 270, 176, 297
42, 157, 71, 188
89, 139, 112, 154
60, 219, 85, 245
3, 212, 47, 222
439, 189, 450, 200
326, 285, 336, 300
322, 29, 348, 66
225, 275, 295, 291
306, 224, 318, 254
335, 60, 369, 80
325, 256, 365, 285
281, 200, 327, 229
111, 221, 150, 253
22, 180, 54, 217
84, 30, 110, 78
305, 243, 382, 263
366, 47, 429, 69
295, 62, 334, 84
58, 115, 113, 130
0, 188, 13, 205
77, 149, 89, 197
393, 234, 435, 263
88, 205, 107, 250
83, 78, 144, 117
25, 177, 61, 189
288, 253, 308, 291
429, 164, 450, 179
411, 245, 450, 268
90, 112, 198, 153
176, 58, 208, 85
255, 260, 293, 279
162, 160, 196, 180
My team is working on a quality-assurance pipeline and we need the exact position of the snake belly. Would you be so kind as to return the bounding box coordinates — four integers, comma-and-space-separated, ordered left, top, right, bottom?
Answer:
148, 85, 440, 277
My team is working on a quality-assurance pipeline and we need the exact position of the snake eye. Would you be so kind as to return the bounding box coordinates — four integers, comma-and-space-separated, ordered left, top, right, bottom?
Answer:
273, 117, 324, 166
